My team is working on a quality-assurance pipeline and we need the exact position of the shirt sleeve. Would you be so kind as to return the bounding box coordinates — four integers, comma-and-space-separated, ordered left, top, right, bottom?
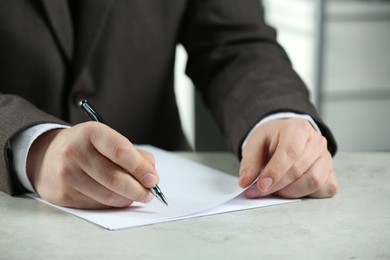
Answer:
10, 123, 70, 192
241, 112, 322, 150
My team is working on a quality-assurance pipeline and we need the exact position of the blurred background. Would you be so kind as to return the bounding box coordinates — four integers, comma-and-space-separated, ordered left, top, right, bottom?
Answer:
175, 0, 390, 152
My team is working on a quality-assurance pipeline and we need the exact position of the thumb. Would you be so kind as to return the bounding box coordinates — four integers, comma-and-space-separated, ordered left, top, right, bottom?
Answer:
239, 128, 271, 188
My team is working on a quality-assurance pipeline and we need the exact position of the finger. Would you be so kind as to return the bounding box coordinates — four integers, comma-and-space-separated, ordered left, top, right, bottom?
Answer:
138, 148, 156, 167
74, 177, 138, 208
257, 122, 310, 193
261, 134, 327, 196
244, 182, 262, 198
86, 123, 159, 188
75, 143, 154, 203
68, 167, 154, 207
39, 179, 114, 209
308, 170, 338, 198
52, 188, 114, 210
239, 130, 271, 189
276, 154, 333, 198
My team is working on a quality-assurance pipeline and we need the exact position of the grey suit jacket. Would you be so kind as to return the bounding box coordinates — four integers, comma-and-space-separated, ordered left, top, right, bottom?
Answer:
0, 0, 337, 195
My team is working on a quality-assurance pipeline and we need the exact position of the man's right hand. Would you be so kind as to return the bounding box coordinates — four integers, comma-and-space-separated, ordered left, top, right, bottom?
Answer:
26, 122, 159, 209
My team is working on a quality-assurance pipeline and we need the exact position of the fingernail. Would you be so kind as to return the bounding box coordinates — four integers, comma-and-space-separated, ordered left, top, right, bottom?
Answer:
259, 177, 273, 191
143, 192, 154, 203
142, 173, 156, 187
246, 187, 261, 198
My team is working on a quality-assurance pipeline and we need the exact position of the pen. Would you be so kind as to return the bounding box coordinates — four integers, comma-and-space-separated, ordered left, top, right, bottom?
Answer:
78, 99, 168, 206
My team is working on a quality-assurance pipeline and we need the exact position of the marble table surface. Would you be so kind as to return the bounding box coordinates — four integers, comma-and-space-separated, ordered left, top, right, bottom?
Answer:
1, 152, 389, 259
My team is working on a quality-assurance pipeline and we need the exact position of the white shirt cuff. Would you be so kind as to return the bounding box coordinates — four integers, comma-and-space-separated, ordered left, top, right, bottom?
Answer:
11, 123, 70, 192
241, 112, 321, 149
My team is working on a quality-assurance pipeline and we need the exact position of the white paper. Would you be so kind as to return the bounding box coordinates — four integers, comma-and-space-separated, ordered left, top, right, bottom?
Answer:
28, 145, 299, 230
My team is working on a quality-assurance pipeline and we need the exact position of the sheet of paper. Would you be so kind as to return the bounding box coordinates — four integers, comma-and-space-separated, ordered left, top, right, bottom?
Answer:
28, 145, 299, 230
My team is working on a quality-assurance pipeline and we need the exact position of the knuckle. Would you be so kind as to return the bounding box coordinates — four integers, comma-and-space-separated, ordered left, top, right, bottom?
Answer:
319, 135, 328, 149
265, 163, 280, 178
106, 172, 125, 189
101, 192, 118, 206
134, 190, 151, 203
308, 174, 323, 190
135, 192, 146, 202
131, 160, 147, 176
144, 151, 155, 165
55, 190, 73, 206
289, 163, 304, 179
57, 167, 74, 182
327, 181, 339, 197
284, 143, 299, 161
299, 119, 312, 131
287, 118, 312, 135
327, 171, 339, 197
276, 189, 293, 199
112, 143, 129, 161
61, 143, 80, 160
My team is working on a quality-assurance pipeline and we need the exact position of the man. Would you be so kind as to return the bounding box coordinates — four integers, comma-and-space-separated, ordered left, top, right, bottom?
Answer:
0, 0, 338, 209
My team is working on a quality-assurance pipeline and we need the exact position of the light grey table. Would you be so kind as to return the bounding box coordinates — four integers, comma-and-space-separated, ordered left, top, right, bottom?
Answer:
1, 152, 389, 259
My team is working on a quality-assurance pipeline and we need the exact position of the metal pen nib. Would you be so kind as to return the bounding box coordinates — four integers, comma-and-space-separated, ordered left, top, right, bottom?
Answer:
150, 185, 168, 206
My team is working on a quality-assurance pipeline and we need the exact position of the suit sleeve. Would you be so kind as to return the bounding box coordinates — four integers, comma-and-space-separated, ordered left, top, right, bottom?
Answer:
179, 0, 337, 156
0, 94, 67, 195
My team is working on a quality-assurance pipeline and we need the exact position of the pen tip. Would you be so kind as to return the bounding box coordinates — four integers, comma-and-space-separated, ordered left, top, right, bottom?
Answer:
160, 196, 169, 207
151, 185, 169, 207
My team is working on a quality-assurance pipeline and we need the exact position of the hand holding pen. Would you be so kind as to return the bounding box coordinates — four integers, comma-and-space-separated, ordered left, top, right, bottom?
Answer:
79, 99, 168, 206
25, 100, 167, 209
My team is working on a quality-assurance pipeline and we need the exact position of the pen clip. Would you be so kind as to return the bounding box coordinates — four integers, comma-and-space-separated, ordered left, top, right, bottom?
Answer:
78, 99, 107, 124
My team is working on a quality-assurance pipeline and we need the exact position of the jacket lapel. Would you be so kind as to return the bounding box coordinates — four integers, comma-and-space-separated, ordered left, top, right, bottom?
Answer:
72, 0, 114, 81
41, 0, 114, 82
41, 0, 73, 61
